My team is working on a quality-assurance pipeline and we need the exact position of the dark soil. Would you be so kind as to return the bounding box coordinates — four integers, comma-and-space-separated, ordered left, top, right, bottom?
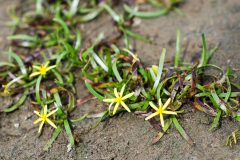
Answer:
1, 0, 240, 159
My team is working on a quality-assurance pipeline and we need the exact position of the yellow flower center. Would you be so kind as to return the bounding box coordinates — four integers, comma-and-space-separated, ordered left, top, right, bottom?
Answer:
158, 107, 163, 114
39, 66, 47, 75
115, 96, 123, 103
41, 114, 48, 121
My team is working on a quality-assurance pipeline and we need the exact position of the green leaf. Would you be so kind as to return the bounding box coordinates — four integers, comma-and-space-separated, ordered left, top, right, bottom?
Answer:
152, 119, 172, 144
85, 81, 104, 101
172, 116, 194, 145
77, 8, 103, 22
174, 30, 181, 68
8, 49, 27, 75
224, 68, 232, 102
211, 109, 221, 130
66, 90, 76, 112
68, 0, 80, 18
8, 34, 38, 42
53, 92, 75, 147
210, 88, 227, 113
75, 30, 81, 51
0, 62, 15, 68
123, 4, 168, 18
71, 114, 88, 123
101, 3, 121, 23
138, 67, 148, 83
36, 0, 44, 15
112, 61, 122, 82
199, 33, 208, 67
153, 48, 166, 90
64, 119, 75, 147
128, 101, 147, 110
56, 51, 67, 65
53, 93, 65, 117
2, 90, 28, 112
43, 127, 62, 151
52, 69, 64, 84
91, 51, 108, 72
53, 16, 70, 39
219, 92, 240, 98
35, 76, 42, 105
120, 27, 151, 43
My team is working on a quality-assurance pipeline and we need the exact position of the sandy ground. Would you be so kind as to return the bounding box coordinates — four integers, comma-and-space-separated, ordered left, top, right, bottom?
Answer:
1, 0, 240, 159
0, 0, 19, 61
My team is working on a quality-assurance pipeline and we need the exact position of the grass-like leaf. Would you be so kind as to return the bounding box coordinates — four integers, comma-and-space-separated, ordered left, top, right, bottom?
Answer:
91, 51, 108, 72
35, 76, 43, 105
112, 61, 123, 82
153, 48, 166, 90
85, 81, 104, 101
53, 16, 70, 39
101, 3, 121, 23
172, 116, 194, 145
123, 4, 168, 18
174, 30, 181, 68
199, 33, 208, 67
43, 127, 62, 151
8, 49, 27, 74
2, 90, 28, 112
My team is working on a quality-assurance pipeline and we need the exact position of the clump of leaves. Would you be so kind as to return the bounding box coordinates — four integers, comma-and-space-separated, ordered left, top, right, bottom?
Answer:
82, 31, 240, 145
0, 0, 239, 151
226, 129, 240, 147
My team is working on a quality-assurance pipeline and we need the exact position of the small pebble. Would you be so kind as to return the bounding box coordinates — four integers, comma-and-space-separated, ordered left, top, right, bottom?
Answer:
133, 18, 142, 26
24, 113, 33, 120
14, 123, 20, 128
67, 143, 72, 152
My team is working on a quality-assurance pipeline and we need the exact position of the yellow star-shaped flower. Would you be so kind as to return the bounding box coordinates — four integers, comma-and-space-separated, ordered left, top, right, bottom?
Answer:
34, 105, 58, 133
103, 84, 135, 115
145, 98, 177, 127
2, 84, 10, 96
30, 61, 56, 78
132, 54, 140, 63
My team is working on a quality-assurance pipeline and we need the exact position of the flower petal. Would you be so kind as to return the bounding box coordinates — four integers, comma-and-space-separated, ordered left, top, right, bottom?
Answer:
34, 110, 41, 117
163, 111, 177, 115
120, 84, 126, 97
113, 102, 120, 115
33, 65, 41, 70
46, 65, 56, 71
160, 114, 164, 127
30, 72, 40, 78
46, 118, 57, 129
145, 112, 159, 120
43, 105, 48, 115
149, 102, 158, 111
103, 98, 115, 103
120, 101, 131, 112
122, 92, 134, 100
162, 98, 171, 110
38, 121, 45, 133
158, 98, 163, 107
44, 61, 50, 68
114, 88, 119, 98
47, 108, 58, 117
34, 118, 42, 124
